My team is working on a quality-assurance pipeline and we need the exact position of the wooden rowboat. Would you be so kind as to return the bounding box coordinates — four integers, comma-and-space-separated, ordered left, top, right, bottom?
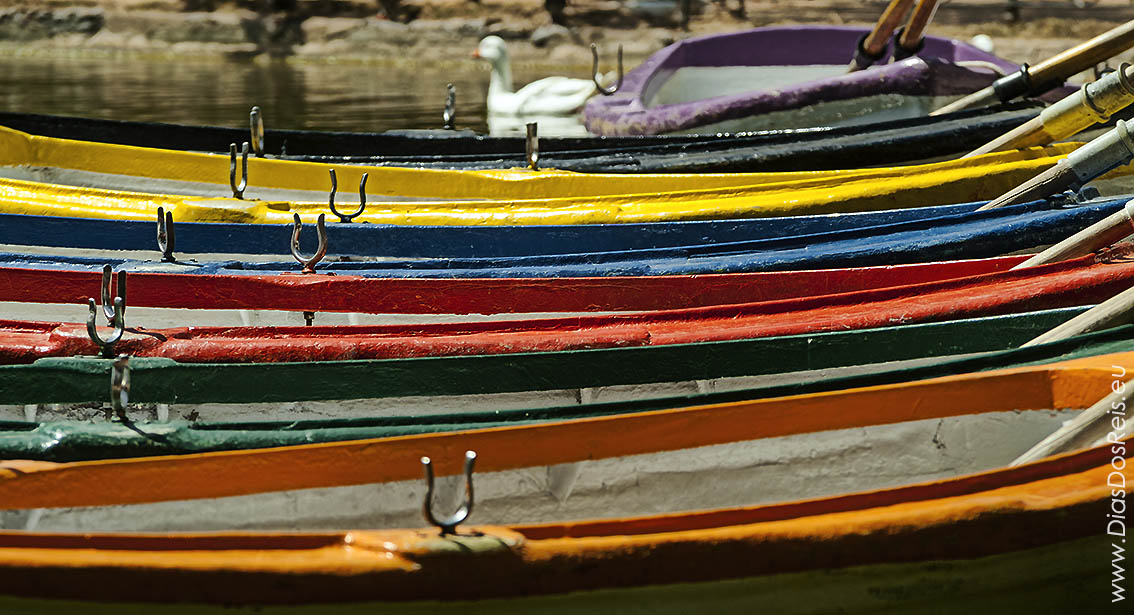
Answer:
0, 305, 1119, 455
581, 26, 1067, 136
0, 442, 1120, 611
1, 198, 1122, 278
0, 351, 1124, 542
0, 256, 1028, 317
0, 102, 1046, 173
4, 251, 1133, 363
0, 125, 1108, 224
0, 304, 1099, 409
0, 200, 1011, 259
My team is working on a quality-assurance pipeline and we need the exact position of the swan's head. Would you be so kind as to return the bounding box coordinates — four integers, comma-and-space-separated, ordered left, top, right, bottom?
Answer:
473, 36, 509, 66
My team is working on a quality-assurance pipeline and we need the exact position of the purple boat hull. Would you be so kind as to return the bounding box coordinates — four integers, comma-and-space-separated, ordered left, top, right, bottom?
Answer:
583, 26, 1047, 136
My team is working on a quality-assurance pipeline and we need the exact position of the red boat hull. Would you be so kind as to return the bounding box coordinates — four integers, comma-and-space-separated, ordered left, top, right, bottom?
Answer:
0, 253, 1127, 363
0, 257, 1026, 315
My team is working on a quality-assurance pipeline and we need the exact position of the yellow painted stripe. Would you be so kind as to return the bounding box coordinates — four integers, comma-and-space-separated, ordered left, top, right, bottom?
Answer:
0, 151, 1102, 225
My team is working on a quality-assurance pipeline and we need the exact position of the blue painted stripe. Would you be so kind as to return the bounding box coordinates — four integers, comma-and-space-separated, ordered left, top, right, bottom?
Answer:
0, 198, 1121, 278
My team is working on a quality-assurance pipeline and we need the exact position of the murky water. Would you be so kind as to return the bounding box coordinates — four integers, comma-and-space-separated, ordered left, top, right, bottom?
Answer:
0, 55, 564, 134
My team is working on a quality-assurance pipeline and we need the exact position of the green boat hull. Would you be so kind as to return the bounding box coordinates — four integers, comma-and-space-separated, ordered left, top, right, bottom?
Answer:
4, 308, 1134, 462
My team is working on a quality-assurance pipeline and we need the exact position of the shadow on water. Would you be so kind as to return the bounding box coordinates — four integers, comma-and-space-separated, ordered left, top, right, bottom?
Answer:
0, 55, 517, 134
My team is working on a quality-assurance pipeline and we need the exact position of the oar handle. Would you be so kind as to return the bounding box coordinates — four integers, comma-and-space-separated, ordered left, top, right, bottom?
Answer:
894, 0, 939, 59
1029, 19, 1134, 91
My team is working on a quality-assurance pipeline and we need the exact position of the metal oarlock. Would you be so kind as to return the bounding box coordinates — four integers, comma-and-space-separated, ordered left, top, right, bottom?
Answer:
249, 106, 265, 157
525, 123, 539, 171
443, 83, 456, 129
87, 296, 125, 358
229, 142, 249, 199
110, 354, 130, 419
290, 213, 328, 274
421, 450, 477, 536
591, 44, 623, 96
156, 206, 176, 262
98, 265, 126, 326
327, 168, 368, 223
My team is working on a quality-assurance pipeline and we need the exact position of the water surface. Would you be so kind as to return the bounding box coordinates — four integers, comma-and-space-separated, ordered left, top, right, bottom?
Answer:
0, 55, 560, 134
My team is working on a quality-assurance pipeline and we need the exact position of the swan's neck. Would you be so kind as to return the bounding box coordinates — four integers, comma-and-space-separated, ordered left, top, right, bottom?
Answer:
489, 56, 514, 96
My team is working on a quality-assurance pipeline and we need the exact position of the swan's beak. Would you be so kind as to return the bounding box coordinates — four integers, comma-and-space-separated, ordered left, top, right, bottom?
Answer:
471, 50, 480, 59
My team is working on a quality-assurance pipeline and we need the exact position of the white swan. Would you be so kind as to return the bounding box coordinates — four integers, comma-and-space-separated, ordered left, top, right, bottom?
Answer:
474, 36, 598, 116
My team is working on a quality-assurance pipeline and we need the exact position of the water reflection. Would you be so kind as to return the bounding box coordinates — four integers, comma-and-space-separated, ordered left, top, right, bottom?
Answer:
0, 55, 588, 135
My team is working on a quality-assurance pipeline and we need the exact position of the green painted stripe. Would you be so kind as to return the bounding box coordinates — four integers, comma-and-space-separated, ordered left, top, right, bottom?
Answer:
5, 309, 1134, 462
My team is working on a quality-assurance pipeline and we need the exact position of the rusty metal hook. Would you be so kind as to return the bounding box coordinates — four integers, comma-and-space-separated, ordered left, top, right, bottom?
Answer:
111, 354, 130, 418
290, 213, 327, 274
421, 450, 477, 536
98, 265, 127, 326
591, 43, 623, 96
525, 122, 539, 171
229, 142, 249, 199
156, 206, 176, 262
327, 168, 367, 223
443, 83, 456, 129
250, 106, 265, 157
87, 296, 125, 358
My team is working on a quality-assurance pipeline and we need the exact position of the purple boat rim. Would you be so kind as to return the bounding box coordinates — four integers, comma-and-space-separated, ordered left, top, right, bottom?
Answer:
582, 26, 1066, 136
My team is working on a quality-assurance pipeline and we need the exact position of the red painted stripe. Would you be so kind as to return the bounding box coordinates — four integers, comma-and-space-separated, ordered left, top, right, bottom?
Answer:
0, 257, 1025, 314
0, 253, 1119, 363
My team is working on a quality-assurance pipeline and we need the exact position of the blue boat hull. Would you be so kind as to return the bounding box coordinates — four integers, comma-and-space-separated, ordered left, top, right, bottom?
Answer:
0, 198, 1121, 278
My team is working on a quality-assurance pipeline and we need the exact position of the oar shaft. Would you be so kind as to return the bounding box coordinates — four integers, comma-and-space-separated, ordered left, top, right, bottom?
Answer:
979, 119, 1134, 210
933, 20, 1134, 115
1022, 280, 1134, 348
850, 0, 916, 71
1012, 200, 1134, 269
1011, 382, 1132, 466
967, 63, 1134, 156
1030, 20, 1134, 91
897, 0, 939, 53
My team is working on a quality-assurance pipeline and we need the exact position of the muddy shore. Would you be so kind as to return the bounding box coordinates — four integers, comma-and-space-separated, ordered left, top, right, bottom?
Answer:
0, 1, 1131, 71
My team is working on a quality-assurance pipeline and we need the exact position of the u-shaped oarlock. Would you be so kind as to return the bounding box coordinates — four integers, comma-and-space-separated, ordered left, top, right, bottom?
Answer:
87, 296, 125, 358
327, 168, 368, 223
98, 265, 127, 326
249, 106, 265, 157
156, 206, 176, 262
525, 122, 539, 171
229, 142, 250, 199
421, 450, 477, 536
110, 354, 130, 419
290, 213, 328, 274
591, 43, 623, 96
443, 83, 456, 130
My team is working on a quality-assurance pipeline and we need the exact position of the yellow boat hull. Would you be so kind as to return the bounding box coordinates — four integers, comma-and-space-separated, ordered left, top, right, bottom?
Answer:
0, 125, 1123, 225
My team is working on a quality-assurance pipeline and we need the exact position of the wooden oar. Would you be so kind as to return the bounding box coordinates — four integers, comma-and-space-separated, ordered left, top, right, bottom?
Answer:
967, 63, 1134, 157
978, 119, 1134, 210
932, 20, 1134, 115
1022, 281, 1134, 348
848, 0, 916, 72
1011, 199, 1134, 269
894, 0, 940, 60
1011, 380, 1132, 466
